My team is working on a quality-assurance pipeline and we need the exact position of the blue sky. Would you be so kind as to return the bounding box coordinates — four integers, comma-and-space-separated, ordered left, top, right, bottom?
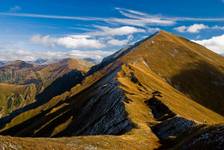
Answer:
0, 0, 224, 61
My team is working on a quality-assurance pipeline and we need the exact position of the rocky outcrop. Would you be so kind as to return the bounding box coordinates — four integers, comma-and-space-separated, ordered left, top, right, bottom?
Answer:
145, 97, 176, 121
58, 78, 133, 136
176, 125, 224, 150
146, 94, 197, 148
151, 116, 196, 143
0, 68, 133, 137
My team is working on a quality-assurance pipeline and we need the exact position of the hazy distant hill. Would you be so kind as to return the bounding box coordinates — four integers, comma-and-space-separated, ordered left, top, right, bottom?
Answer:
0, 31, 224, 149
0, 61, 6, 67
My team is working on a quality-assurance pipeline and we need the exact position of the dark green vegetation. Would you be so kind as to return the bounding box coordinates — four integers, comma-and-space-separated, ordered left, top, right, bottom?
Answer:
0, 31, 224, 149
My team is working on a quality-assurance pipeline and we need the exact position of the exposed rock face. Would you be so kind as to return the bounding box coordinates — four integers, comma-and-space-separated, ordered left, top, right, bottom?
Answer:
0, 58, 92, 117
58, 76, 133, 136
0, 68, 133, 137
146, 95, 197, 148
0, 31, 224, 149
145, 97, 176, 121
151, 116, 196, 141
36, 70, 84, 103
146, 97, 224, 150
176, 125, 224, 150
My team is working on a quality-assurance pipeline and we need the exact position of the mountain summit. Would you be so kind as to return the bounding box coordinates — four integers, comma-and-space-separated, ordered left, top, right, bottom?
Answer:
0, 31, 224, 149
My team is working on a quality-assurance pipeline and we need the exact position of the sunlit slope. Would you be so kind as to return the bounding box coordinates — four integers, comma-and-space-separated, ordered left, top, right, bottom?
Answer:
0, 54, 223, 136
0, 31, 224, 149
0, 83, 36, 117
0, 58, 92, 93
0, 58, 223, 149
0, 58, 93, 117
116, 31, 224, 115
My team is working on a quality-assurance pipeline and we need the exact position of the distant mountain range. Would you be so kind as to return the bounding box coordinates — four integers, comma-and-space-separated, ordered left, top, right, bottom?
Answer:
0, 58, 93, 117
0, 61, 6, 67
0, 31, 224, 149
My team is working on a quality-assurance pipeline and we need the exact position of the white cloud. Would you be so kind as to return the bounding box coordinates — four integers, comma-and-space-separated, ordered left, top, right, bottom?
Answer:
110, 8, 175, 27
0, 48, 114, 62
0, 8, 175, 27
31, 25, 143, 49
0, 12, 105, 21
174, 24, 208, 33
91, 26, 145, 36
107, 39, 129, 46
31, 35, 105, 49
175, 24, 224, 33
68, 50, 113, 60
193, 34, 224, 54
210, 25, 224, 30
174, 26, 187, 32
1, 8, 224, 28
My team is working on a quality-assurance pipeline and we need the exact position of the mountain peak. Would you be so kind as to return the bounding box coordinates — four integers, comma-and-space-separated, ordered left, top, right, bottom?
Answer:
1, 30, 224, 149
150, 30, 178, 41
157, 30, 170, 35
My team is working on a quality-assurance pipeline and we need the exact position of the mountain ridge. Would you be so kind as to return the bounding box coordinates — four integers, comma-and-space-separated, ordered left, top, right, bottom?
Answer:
0, 31, 224, 149
0, 58, 93, 117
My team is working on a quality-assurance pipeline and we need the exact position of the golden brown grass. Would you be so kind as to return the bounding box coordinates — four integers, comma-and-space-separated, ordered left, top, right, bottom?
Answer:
0, 31, 224, 149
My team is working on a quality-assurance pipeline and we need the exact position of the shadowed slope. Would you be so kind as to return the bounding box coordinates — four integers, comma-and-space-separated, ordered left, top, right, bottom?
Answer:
117, 31, 224, 115
0, 83, 36, 116
0, 58, 92, 117
0, 31, 224, 149
0, 58, 92, 93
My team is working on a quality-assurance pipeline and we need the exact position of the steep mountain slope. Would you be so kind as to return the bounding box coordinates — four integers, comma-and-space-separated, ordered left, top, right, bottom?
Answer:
0, 83, 36, 117
0, 58, 93, 117
0, 58, 92, 93
0, 60, 38, 85
93, 30, 224, 115
0, 31, 224, 149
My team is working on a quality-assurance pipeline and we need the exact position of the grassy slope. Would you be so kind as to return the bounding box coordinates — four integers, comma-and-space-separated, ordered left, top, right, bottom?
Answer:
0, 58, 93, 117
119, 31, 224, 115
0, 83, 36, 117
0, 60, 223, 149
0, 31, 224, 149
36, 58, 92, 91
0, 58, 92, 92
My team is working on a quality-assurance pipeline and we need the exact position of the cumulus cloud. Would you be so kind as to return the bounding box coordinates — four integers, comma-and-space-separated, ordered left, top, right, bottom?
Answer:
31, 35, 105, 49
107, 35, 133, 46
91, 26, 145, 36
174, 24, 209, 33
31, 25, 143, 49
210, 25, 224, 30
174, 24, 224, 33
0, 48, 114, 62
193, 34, 224, 54
107, 39, 128, 46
